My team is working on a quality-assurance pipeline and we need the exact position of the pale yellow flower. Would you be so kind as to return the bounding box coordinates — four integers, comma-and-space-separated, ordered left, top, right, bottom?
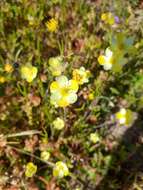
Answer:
115, 108, 134, 125
98, 48, 114, 70
88, 93, 94, 100
98, 47, 126, 72
53, 161, 69, 178
4, 63, 13, 73
53, 117, 65, 130
27, 15, 35, 25
90, 133, 100, 143
72, 67, 90, 85
50, 75, 79, 107
41, 151, 50, 161
25, 162, 37, 178
49, 56, 63, 76
46, 18, 58, 32
101, 12, 115, 25
20, 64, 38, 83
0, 76, 6, 83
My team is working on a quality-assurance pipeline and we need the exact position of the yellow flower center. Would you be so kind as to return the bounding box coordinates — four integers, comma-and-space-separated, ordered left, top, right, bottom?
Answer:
60, 87, 69, 96
73, 72, 82, 82
4, 64, 13, 73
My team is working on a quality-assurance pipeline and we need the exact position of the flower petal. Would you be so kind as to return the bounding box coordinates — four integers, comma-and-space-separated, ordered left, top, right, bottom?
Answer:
101, 13, 108, 21
103, 63, 112, 70
66, 93, 77, 104
56, 75, 68, 87
120, 108, 126, 115
68, 80, 79, 92
105, 48, 113, 58
50, 91, 61, 101
31, 67, 38, 77
119, 117, 126, 124
98, 55, 106, 65
58, 98, 69, 107
50, 81, 60, 92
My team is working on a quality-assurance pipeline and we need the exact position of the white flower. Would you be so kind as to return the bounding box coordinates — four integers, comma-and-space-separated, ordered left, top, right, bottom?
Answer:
50, 75, 79, 107
53, 161, 69, 178
98, 48, 113, 70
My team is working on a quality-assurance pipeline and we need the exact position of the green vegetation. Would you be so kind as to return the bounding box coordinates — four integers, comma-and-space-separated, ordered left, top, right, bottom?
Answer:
0, 0, 143, 189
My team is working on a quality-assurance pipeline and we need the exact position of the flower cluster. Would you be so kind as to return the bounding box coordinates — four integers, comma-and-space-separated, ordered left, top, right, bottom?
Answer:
101, 12, 115, 25
49, 61, 90, 107
72, 67, 90, 85
99, 12, 134, 73
98, 33, 133, 72
53, 161, 69, 178
0, 63, 13, 84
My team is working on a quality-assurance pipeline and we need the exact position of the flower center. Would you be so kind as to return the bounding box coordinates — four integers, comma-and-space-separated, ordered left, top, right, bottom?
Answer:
61, 87, 69, 96
73, 72, 82, 82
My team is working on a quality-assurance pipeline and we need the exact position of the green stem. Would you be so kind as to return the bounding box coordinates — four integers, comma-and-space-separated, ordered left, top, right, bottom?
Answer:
8, 145, 55, 167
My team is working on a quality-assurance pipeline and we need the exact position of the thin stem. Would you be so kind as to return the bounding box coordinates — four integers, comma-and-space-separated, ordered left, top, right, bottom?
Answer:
63, 108, 66, 121
7, 141, 20, 145
5, 130, 41, 138
8, 145, 55, 167
93, 121, 114, 130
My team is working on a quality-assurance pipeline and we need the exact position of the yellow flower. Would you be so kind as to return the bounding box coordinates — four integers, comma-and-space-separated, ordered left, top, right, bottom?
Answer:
101, 12, 115, 25
90, 133, 100, 143
88, 93, 94, 100
98, 47, 125, 72
46, 18, 58, 32
25, 162, 37, 178
41, 151, 50, 161
72, 67, 90, 85
98, 48, 114, 70
115, 108, 134, 125
20, 65, 38, 83
4, 63, 13, 73
50, 75, 79, 107
53, 117, 65, 130
0, 76, 6, 83
49, 56, 63, 76
53, 161, 69, 178
27, 15, 35, 26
